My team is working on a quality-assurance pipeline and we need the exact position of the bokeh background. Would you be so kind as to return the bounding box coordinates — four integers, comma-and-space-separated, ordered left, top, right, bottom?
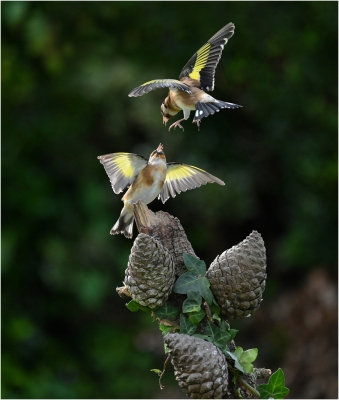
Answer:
2, 2, 338, 399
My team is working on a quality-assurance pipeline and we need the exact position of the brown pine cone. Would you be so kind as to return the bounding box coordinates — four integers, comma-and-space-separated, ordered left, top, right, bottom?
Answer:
124, 233, 175, 309
164, 333, 228, 399
206, 231, 266, 319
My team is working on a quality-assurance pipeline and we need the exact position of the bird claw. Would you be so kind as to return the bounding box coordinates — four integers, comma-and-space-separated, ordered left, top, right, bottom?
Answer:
168, 121, 184, 132
193, 119, 201, 131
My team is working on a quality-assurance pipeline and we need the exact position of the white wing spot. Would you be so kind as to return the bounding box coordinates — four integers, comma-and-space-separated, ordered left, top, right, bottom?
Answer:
199, 110, 203, 115
195, 110, 199, 117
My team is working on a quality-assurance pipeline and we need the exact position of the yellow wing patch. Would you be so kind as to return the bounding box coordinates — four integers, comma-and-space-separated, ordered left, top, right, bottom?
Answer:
166, 164, 198, 180
159, 163, 224, 204
113, 153, 136, 178
98, 152, 147, 194
189, 43, 211, 81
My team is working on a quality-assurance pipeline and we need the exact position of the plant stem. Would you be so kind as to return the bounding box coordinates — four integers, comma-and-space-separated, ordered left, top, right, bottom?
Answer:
238, 376, 261, 398
159, 353, 171, 390
227, 362, 261, 398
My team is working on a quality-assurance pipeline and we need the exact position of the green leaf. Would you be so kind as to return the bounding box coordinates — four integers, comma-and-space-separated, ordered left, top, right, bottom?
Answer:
212, 313, 221, 324
179, 314, 197, 335
183, 291, 202, 313
234, 346, 243, 358
242, 363, 254, 374
183, 299, 201, 313
159, 323, 175, 336
173, 273, 213, 304
173, 259, 214, 305
204, 320, 231, 352
173, 272, 196, 294
154, 302, 180, 320
192, 333, 212, 341
210, 299, 220, 315
239, 348, 257, 374
240, 348, 258, 364
187, 290, 202, 302
225, 350, 245, 373
258, 368, 290, 399
227, 347, 257, 374
188, 309, 206, 326
229, 329, 239, 341
183, 253, 206, 275
126, 300, 149, 312
218, 320, 238, 341
150, 369, 162, 376
200, 282, 214, 305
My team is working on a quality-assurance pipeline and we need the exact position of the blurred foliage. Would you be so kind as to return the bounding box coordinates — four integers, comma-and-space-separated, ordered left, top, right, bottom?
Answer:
1, 2, 337, 399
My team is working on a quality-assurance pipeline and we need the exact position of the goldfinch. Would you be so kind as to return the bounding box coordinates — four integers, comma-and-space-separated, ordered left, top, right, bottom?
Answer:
128, 23, 242, 131
98, 144, 225, 238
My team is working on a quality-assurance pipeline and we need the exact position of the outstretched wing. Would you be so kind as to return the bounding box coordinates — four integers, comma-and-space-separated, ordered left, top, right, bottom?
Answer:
97, 152, 147, 194
179, 23, 235, 91
128, 79, 192, 97
159, 163, 225, 204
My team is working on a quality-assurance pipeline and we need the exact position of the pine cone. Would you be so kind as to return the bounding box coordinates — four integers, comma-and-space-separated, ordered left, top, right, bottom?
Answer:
164, 333, 228, 399
206, 231, 266, 319
124, 233, 175, 309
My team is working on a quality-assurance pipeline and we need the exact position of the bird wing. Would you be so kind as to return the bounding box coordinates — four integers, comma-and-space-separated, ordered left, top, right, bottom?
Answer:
179, 23, 235, 91
128, 79, 192, 97
159, 162, 225, 204
97, 152, 148, 194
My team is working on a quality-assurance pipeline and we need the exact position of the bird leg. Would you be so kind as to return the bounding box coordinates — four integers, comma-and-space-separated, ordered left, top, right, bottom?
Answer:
192, 119, 201, 131
168, 118, 185, 132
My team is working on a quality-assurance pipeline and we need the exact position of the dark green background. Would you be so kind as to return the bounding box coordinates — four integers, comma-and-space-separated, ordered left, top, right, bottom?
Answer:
2, 2, 338, 399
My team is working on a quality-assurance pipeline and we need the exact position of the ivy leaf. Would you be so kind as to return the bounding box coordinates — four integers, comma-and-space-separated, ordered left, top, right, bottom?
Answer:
183, 299, 201, 313
258, 368, 290, 399
183, 253, 206, 275
188, 309, 206, 326
228, 347, 257, 374
210, 301, 221, 316
150, 369, 162, 376
179, 314, 197, 335
126, 300, 150, 312
158, 323, 175, 336
229, 329, 239, 341
187, 290, 202, 303
192, 333, 212, 341
225, 350, 245, 373
172, 272, 200, 293
212, 313, 221, 324
219, 320, 239, 341
173, 273, 212, 304
154, 302, 180, 320
240, 348, 258, 365
204, 320, 231, 352
237, 347, 256, 373
182, 291, 202, 313
199, 281, 214, 305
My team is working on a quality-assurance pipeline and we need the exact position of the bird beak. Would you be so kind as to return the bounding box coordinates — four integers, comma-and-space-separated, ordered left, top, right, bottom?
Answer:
157, 143, 163, 152
163, 116, 169, 125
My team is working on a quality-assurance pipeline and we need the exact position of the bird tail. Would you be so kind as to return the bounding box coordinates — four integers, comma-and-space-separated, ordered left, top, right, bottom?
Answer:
194, 100, 242, 121
110, 215, 135, 239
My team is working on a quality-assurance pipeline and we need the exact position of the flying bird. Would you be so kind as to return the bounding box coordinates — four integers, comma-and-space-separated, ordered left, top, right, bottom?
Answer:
128, 23, 242, 131
98, 144, 225, 238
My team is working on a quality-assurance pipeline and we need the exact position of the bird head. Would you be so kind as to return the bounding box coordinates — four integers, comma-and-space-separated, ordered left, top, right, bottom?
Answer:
149, 143, 166, 164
